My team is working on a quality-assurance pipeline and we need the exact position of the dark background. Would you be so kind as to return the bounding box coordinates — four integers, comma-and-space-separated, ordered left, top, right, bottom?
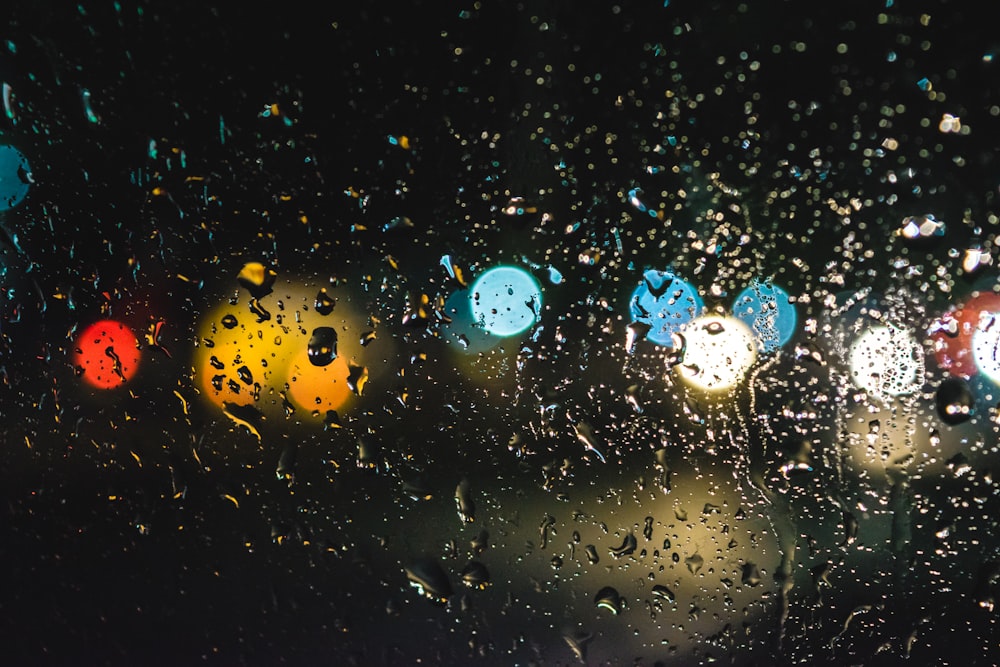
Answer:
3, 1, 1000, 665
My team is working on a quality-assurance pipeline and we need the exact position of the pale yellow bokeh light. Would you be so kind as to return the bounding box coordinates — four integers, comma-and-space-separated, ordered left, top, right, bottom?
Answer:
847, 324, 923, 399
674, 315, 757, 391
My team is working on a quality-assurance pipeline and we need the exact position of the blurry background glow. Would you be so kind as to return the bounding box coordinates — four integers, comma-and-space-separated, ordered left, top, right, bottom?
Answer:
674, 315, 756, 391
73, 319, 141, 389
440, 288, 498, 354
733, 280, 796, 353
469, 265, 542, 337
629, 269, 702, 346
848, 324, 924, 399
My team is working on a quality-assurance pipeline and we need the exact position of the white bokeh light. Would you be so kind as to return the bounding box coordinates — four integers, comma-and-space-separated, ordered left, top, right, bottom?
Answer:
971, 310, 1000, 384
847, 324, 923, 399
674, 316, 757, 391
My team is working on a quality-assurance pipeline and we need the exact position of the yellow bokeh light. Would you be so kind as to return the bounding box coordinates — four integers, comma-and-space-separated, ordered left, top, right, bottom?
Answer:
193, 277, 383, 424
193, 300, 298, 415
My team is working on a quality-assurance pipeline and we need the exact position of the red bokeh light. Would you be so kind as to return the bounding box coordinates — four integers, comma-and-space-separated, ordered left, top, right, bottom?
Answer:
74, 320, 142, 389
930, 292, 1000, 378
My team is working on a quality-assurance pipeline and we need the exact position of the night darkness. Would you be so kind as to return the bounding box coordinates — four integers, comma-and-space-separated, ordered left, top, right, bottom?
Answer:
4, 2, 1000, 666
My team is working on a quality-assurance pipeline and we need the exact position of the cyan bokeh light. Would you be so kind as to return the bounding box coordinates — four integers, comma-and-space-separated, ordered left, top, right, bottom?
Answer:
628, 269, 702, 346
0, 144, 31, 211
469, 265, 542, 337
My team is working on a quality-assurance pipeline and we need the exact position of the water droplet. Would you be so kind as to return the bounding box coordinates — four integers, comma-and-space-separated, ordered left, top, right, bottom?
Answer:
307, 327, 338, 366
539, 514, 555, 549
406, 557, 452, 604
897, 214, 946, 240
936, 377, 975, 425
357, 435, 379, 470
609, 533, 637, 558
347, 363, 368, 395
584, 544, 600, 564
237, 261, 277, 298
563, 630, 593, 662
0, 144, 32, 211
685, 552, 704, 575
651, 584, 675, 603
643, 516, 654, 541
455, 478, 475, 524
276, 441, 297, 485
220, 313, 238, 329
780, 440, 815, 478
323, 410, 342, 430
314, 289, 335, 315
470, 530, 489, 554
460, 561, 491, 589
236, 365, 253, 385
741, 562, 762, 586
594, 586, 623, 614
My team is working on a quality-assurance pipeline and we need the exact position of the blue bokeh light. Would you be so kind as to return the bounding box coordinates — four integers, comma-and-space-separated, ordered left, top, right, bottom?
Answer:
628, 269, 702, 346
732, 280, 797, 352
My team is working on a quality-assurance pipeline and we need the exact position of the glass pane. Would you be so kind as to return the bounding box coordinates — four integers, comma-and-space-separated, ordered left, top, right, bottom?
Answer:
3, 2, 1000, 664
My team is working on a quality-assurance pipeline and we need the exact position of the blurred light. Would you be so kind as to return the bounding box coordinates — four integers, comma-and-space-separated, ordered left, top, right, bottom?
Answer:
469, 265, 542, 337
674, 316, 756, 391
0, 144, 31, 211
930, 292, 1000, 378
897, 213, 945, 239
848, 324, 923, 398
193, 300, 293, 411
193, 278, 382, 424
732, 280, 797, 352
629, 269, 702, 346
74, 320, 141, 389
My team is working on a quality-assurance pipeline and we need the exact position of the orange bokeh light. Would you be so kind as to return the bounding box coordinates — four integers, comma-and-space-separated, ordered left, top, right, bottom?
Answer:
285, 348, 352, 414
74, 320, 142, 389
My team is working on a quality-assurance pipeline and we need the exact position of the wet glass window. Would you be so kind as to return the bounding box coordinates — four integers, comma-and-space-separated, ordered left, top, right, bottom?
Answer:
4, 1, 1000, 665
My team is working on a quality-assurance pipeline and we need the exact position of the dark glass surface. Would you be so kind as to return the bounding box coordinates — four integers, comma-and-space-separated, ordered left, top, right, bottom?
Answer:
3, 2, 1000, 665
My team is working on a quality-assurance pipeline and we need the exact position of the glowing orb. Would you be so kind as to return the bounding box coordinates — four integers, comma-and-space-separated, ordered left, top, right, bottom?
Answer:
629, 269, 702, 346
848, 325, 923, 398
469, 266, 542, 337
0, 144, 31, 211
732, 281, 797, 352
674, 316, 757, 391
74, 320, 141, 389
930, 292, 1000, 378
971, 310, 1000, 385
